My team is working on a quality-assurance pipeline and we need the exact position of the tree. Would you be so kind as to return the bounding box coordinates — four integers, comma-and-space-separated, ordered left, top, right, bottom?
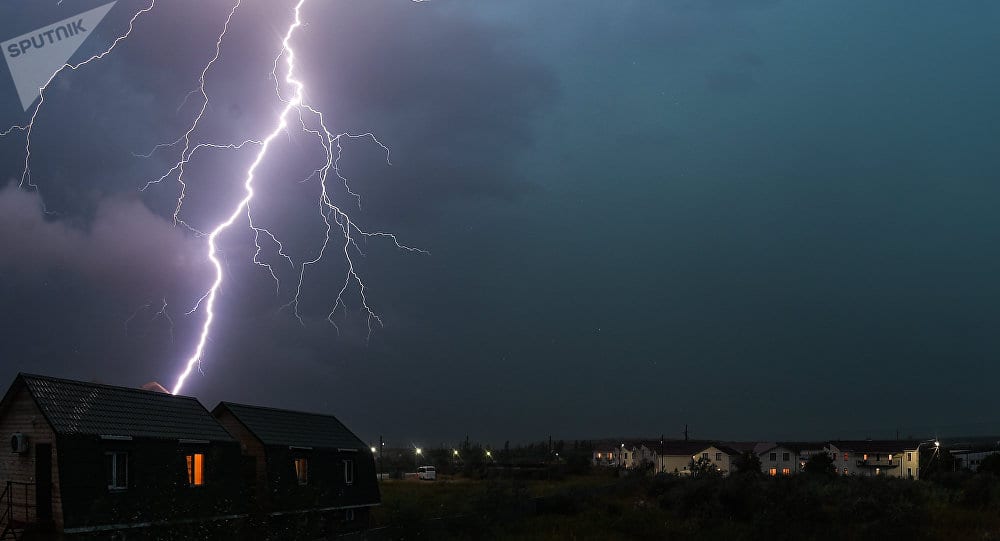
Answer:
803, 453, 836, 476
690, 456, 722, 478
732, 451, 762, 475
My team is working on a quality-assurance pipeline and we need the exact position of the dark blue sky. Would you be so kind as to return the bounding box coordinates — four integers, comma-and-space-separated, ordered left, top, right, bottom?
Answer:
1, 0, 998, 446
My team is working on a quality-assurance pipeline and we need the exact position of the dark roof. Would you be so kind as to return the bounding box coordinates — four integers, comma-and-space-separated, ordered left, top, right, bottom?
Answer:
9, 373, 233, 441
760, 441, 829, 454
216, 402, 366, 450
828, 440, 924, 453
705, 444, 741, 456
659, 441, 714, 456
722, 441, 763, 453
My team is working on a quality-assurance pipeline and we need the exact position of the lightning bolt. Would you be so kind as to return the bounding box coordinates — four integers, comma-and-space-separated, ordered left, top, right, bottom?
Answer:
158, 0, 426, 395
2, 0, 428, 396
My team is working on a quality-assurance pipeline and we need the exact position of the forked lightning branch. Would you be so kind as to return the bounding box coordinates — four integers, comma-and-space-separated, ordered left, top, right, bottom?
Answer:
0, 0, 426, 395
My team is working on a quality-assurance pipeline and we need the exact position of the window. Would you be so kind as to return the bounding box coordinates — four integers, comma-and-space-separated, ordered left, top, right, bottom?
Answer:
907, 467, 912, 478
888, 454, 893, 462
875, 454, 880, 462
907, 453, 912, 461
782, 452, 790, 461
344, 459, 355, 485
769, 452, 776, 461
185, 453, 205, 486
768, 468, 777, 476
105, 452, 128, 490
844, 453, 849, 462
624, 452, 628, 460
781, 468, 791, 476
863, 454, 868, 461
294, 458, 309, 485
875, 467, 881, 476
701, 453, 708, 460
843, 468, 848, 475
715, 452, 722, 461
345, 509, 355, 522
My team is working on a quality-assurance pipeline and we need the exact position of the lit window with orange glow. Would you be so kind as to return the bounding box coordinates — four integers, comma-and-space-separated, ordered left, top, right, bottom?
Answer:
844, 453, 849, 462
863, 453, 868, 461
768, 468, 777, 476
185, 453, 204, 486
295, 458, 309, 485
782, 468, 791, 476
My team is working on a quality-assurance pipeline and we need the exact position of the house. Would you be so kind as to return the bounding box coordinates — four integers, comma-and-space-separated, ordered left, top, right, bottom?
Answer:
0, 373, 244, 538
212, 402, 380, 531
827, 440, 923, 479
655, 441, 712, 475
591, 443, 618, 467
949, 442, 1000, 472
693, 445, 741, 475
759, 442, 828, 476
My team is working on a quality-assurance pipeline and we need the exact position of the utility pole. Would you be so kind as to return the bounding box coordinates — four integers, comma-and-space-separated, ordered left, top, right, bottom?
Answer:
379, 435, 383, 480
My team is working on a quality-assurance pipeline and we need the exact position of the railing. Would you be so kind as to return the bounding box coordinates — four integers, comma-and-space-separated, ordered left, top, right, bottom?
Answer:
3, 482, 35, 528
1, 482, 10, 535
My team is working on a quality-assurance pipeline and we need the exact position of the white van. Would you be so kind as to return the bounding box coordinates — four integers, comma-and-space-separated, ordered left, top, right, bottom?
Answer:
417, 466, 437, 480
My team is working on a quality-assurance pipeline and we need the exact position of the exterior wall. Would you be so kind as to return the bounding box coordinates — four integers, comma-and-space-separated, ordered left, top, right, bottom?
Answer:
759, 447, 828, 476
657, 455, 694, 475
953, 451, 998, 472
262, 445, 379, 513
0, 384, 63, 529
696, 446, 734, 475
591, 449, 616, 467
56, 435, 244, 531
828, 444, 920, 479
214, 408, 269, 509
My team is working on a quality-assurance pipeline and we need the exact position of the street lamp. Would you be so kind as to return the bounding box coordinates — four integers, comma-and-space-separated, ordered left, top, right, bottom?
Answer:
913, 439, 941, 479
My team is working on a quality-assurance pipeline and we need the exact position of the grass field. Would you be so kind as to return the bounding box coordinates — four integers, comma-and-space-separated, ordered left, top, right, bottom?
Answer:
370, 471, 1000, 540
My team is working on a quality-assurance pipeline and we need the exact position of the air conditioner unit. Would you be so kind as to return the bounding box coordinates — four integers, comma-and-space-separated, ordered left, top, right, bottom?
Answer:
10, 433, 28, 454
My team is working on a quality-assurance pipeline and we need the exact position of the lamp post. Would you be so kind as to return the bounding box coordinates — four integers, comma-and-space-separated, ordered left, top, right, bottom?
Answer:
913, 439, 940, 480
415, 447, 422, 470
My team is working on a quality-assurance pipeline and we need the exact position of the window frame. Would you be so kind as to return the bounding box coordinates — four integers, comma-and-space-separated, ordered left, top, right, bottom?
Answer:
344, 459, 355, 485
105, 451, 128, 491
294, 457, 309, 486
185, 452, 206, 487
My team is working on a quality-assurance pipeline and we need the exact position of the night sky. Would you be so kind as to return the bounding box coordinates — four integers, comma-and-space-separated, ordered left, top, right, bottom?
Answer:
2, 0, 999, 446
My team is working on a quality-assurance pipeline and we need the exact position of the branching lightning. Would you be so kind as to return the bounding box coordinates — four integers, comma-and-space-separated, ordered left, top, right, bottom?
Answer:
2, 0, 427, 396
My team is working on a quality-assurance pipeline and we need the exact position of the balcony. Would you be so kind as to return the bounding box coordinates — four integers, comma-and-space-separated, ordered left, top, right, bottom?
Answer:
856, 460, 898, 469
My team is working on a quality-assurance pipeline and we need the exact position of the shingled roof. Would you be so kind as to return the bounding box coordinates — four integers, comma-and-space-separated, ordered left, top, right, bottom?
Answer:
6, 373, 233, 441
215, 402, 366, 450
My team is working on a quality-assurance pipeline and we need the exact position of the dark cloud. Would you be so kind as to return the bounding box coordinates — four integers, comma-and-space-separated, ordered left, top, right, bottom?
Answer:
0, 182, 206, 297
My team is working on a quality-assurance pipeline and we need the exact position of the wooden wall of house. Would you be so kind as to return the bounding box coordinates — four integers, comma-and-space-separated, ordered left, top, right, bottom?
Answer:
0, 384, 63, 529
55, 436, 245, 530
214, 409, 268, 509
263, 446, 380, 513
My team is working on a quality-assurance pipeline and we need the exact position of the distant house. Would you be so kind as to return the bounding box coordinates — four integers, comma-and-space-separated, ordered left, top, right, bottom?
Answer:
212, 402, 380, 531
591, 443, 618, 467
655, 441, 712, 475
759, 442, 828, 476
827, 440, 923, 479
948, 442, 1000, 472
694, 445, 741, 475
0, 373, 243, 537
